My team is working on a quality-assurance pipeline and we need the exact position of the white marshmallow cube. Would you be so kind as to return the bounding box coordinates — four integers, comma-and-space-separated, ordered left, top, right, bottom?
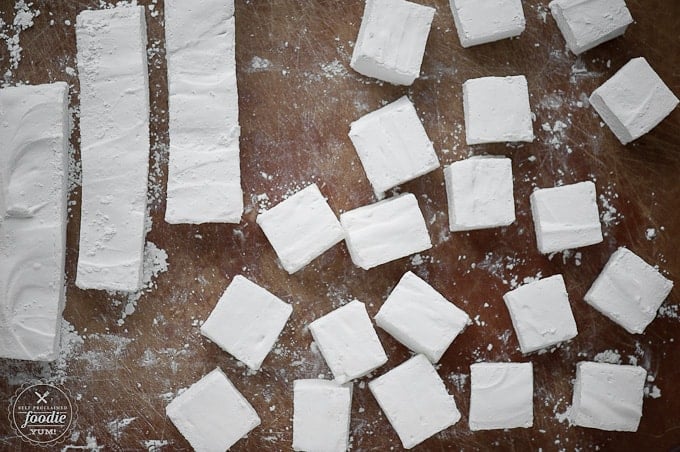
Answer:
449, 0, 526, 48
293, 380, 352, 452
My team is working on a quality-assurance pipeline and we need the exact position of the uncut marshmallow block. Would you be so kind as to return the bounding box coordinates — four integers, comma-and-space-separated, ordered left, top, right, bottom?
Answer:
589, 57, 679, 145
350, 0, 435, 86
166, 368, 261, 451
571, 362, 646, 432
444, 156, 515, 231
449, 0, 526, 48
375, 272, 470, 363
293, 380, 352, 452
530, 181, 603, 254
256, 184, 344, 274
369, 354, 461, 449
75, 6, 150, 292
549, 0, 633, 55
469, 362, 533, 431
0, 83, 69, 361
585, 247, 673, 334
503, 275, 578, 354
164, 0, 243, 224
309, 300, 387, 384
348, 96, 440, 196
463, 76, 534, 145
340, 193, 432, 270
201, 276, 292, 370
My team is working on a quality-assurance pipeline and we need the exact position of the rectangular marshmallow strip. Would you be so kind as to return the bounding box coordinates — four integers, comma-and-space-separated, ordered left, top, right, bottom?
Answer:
450, 0, 526, 48
293, 380, 352, 452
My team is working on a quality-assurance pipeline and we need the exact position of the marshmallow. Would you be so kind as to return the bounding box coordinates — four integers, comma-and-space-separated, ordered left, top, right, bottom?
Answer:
293, 380, 352, 452
449, 0, 526, 48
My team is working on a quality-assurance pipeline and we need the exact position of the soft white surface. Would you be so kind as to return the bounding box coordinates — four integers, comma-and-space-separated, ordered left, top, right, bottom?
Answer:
308, 300, 387, 384
375, 271, 470, 363
449, 0, 526, 47
369, 354, 461, 449
75, 6, 150, 292
530, 181, 603, 254
200, 275, 292, 370
350, 0, 435, 85
166, 368, 261, 452
0, 83, 69, 361
164, 0, 242, 224
571, 362, 646, 432
256, 184, 344, 274
349, 96, 439, 196
585, 247, 673, 334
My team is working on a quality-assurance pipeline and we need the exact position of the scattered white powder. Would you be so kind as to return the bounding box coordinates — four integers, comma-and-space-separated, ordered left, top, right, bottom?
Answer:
106, 417, 136, 441
593, 349, 622, 364
644, 385, 662, 399
1, 1, 39, 83
143, 439, 171, 451
646, 228, 657, 240
320, 59, 348, 78
447, 372, 468, 391
658, 304, 679, 319
250, 56, 272, 71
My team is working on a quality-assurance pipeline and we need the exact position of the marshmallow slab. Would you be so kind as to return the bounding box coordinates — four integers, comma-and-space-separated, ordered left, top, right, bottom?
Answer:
469, 362, 533, 431
349, 96, 439, 196
350, 0, 435, 85
309, 300, 387, 384
256, 184, 344, 274
584, 247, 673, 334
449, 0, 526, 48
0, 83, 69, 361
166, 368, 261, 451
75, 6, 150, 291
463, 75, 534, 145
530, 181, 603, 254
375, 271, 470, 363
369, 354, 461, 449
503, 275, 578, 354
571, 362, 646, 432
549, 0, 633, 55
444, 156, 515, 231
340, 193, 432, 270
200, 276, 292, 370
589, 57, 679, 145
293, 380, 352, 452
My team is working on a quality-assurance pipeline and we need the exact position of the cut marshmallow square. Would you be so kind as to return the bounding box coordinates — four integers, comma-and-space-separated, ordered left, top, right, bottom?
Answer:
350, 0, 435, 85
469, 362, 533, 431
571, 362, 646, 432
530, 181, 603, 254
200, 276, 292, 370
584, 247, 673, 334
349, 96, 440, 196
589, 57, 679, 145
166, 368, 261, 451
340, 193, 432, 270
308, 300, 388, 384
293, 380, 352, 452
369, 354, 461, 449
463, 75, 534, 145
375, 271, 470, 363
256, 184, 344, 274
449, 0, 526, 48
444, 156, 515, 231
503, 275, 578, 354
549, 0, 633, 55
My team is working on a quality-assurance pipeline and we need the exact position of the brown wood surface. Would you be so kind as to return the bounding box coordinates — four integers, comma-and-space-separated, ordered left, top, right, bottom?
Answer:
1, 0, 680, 450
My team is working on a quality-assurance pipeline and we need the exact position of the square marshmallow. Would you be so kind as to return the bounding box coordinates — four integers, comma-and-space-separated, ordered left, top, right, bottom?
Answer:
256, 184, 344, 273
549, 0, 633, 55
349, 96, 440, 196
309, 300, 387, 384
293, 380, 352, 452
590, 57, 679, 145
585, 247, 674, 334
469, 362, 533, 431
351, 0, 435, 85
444, 156, 515, 231
166, 368, 261, 451
369, 354, 461, 449
200, 275, 292, 370
375, 271, 470, 363
530, 181, 603, 254
340, 193, 432, 270
571, 362, 646, 431
450, 0, 526, 48
463, 75, 534, 145
503, 275, 578, 354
